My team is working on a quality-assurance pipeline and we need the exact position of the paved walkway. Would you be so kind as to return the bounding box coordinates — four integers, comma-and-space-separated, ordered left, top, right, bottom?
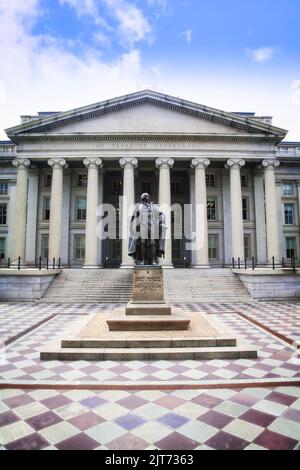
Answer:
0, 302, 299, 450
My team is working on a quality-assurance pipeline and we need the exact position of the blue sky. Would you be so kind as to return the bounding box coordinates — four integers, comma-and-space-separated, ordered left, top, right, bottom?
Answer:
0, 0, 300, 139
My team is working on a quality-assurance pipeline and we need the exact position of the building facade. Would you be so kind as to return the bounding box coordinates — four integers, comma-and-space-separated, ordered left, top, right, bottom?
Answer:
0, 90, 300, 268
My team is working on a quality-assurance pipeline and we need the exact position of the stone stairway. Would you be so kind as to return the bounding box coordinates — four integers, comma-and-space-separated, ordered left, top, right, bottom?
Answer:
40, 267, 253, 303
164, 268, 252, 303
39, 269, 133, 303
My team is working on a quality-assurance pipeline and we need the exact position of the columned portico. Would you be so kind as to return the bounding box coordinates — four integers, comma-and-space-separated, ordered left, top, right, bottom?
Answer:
226, 158, 245, 261
48, 158, 67, 265
83, 157, 103, 268
262, 159, 281, 262
155, 157, 174, 268
12, 158, 30, 264
190, 157, 210, 267
120, 157, 138, 268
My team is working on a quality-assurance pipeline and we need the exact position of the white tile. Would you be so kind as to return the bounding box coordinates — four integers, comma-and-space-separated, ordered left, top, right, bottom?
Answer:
63, 390, 95, 401
93, 403, 127, 420
175, 402, 208, 419
0, 421, 34, 445
206, 389, 236, 400
213, 369, 238, 379
98, 390, 130, 402
275, 387, 300, 398
0, 389, 24, 399
269, 417, 300, 441
135, 390, 165, 401
55, 402, 88, 420
28, 389, 58, 401
253, 399, 287, 416
39, 422, 78, 445
170, 390, 203, 400
134, 403, 168, 420
223, 419, 263, 441
14, 402, 48, 419
86, 422, 126, 445
178, 420, 218, 443
214, 401, 247, 418
242, 388, 271, 399
272, 367, 297, 378
133, 422, 170, 443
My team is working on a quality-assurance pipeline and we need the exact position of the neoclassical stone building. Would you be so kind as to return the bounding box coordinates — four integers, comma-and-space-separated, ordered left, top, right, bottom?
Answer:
0, 90, 300, 268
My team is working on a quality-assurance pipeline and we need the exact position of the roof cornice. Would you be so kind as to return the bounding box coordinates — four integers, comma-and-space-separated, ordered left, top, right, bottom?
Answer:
5, 90, 287, 142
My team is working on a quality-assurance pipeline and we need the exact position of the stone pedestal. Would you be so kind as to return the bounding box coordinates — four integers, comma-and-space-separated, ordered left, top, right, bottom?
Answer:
108, 265, 187, 330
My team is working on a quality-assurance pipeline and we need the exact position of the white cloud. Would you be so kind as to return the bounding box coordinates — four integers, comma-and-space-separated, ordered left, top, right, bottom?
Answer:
0, 0, 156, 138
182, 29, 192, 44
59, 0, 108, 27
104, 0, 152, 47
247, 46, 276, 63
291, 80, 300, 105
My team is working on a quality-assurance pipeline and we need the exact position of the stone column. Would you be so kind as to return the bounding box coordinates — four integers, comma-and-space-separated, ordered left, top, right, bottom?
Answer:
25, 169, 39, 265
222, 170, 232, 265
155, 157, 174, 268
226, 158, 245, 262
253, 171, 267, 263
262, 159, 281, 261
120, 157, 138, 267
190, 158, 210, 267
48, 158, 67, 265
12, 158, 30, 264
83, 158, 103, 268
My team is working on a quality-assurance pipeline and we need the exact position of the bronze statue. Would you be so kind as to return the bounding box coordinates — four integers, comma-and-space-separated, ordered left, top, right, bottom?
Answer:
128, 193, 166, 265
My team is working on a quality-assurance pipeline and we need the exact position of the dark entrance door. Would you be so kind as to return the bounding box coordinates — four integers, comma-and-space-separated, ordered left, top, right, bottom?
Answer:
171, 172, 191, 267
102, 171, 122, 267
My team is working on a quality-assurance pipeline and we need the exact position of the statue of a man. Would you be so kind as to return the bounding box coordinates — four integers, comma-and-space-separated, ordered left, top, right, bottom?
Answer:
128, 193, 166, 265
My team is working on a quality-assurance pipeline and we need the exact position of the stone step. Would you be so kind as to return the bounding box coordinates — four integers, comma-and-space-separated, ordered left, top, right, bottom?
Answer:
125, 303, 172, 315
41, 344, 257, 361
107, 314, 191, 331
61, 337, 237, 348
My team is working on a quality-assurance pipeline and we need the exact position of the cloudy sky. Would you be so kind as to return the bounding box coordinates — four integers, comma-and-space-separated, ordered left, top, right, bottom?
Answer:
0, 0, 300, 140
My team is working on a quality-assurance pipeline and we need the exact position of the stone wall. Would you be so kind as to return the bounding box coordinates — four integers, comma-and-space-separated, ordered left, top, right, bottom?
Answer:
233, 268, 300, 300
0, 269, 60, 301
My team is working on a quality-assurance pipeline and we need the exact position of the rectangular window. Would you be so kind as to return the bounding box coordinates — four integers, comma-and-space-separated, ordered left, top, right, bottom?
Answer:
244, 235, 251, 259
112, 239, 121, 259
172, 239, 181, 260
286, 237, 296, 259
207, 198, 217, 221
0, 183, 8, 195
242, 197, 249, 221
112, 181, 122, 195
208, 235, 218, 260
142, 182, 151, 194
76, 197, 86, 221
241, 175, 248, 188
78, 174, 87, 187
0, 204, 7, 225
41, 234, 49, 259
171, 181, 181, 195
282, 182, 293, 196
206, 174, 216, 187
74, 235, 85, 260
284, 203, 295, 225
42, 196, 50, 221
0, 237, 5, 259
44, 174, 52, 187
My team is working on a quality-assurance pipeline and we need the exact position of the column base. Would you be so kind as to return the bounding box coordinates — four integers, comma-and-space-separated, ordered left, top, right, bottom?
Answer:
190, 264, 211, 269
83, 264, 103, 269
161, 264, 174, 269
120, 264, 134, 269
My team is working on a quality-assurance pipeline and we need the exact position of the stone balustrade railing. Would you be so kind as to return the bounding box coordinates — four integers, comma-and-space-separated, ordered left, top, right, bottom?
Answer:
0, 142, 17, 157
277, 143, 300, 157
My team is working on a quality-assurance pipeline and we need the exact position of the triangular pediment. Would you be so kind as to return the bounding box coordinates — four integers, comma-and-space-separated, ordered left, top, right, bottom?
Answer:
5, 90, 287, 142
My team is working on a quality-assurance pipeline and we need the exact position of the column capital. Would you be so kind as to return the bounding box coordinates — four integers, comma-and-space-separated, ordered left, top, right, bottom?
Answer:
261, 159, 280, 170
83, 157, 103, 169
12, 158, 30, 169
190, 158, 210, 169
119, 157, 138, 169
226, 158, 245, 169
48, 158, 68, 169
155, 157, 174, 169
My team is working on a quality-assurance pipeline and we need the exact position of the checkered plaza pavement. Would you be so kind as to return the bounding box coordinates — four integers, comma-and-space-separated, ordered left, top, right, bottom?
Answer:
0, 302, 299, 450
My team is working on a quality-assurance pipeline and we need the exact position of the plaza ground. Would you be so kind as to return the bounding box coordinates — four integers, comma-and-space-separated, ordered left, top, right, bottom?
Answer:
0, 301, 299, 450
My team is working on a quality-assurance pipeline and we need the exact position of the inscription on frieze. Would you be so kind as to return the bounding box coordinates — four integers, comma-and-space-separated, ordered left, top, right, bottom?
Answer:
132, 267, 164, 302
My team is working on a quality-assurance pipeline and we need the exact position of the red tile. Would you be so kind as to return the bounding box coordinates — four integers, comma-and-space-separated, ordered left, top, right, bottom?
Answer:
267, 391, 296, 407
239, 408, 276, 428
26, 411, 62, 431
198, 410, 233, 429
205, 431, 249, 450
69, 411, 105, 431
56, 432, 99, 450
6, 433, 49, 450
155, 431, 198, 450
191, 394, 222, 408
254, 429, 298, 450
106, 432, 148, 450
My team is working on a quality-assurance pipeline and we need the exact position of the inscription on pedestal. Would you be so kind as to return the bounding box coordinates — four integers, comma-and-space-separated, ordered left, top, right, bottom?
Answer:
132, 267, 164, 302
